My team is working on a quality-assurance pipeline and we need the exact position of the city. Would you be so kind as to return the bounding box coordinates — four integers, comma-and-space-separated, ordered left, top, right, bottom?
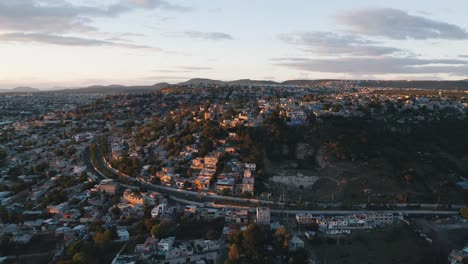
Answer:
1, 1, 468, 264
1, 80, 467, 263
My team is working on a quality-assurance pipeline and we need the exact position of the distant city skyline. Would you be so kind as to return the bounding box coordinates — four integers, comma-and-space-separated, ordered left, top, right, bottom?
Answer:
1, 0, 468, 89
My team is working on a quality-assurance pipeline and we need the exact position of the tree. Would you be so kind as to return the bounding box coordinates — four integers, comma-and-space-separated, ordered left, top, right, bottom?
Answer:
220, 189, 231, 196
151, 223, 171, 238
241, 224, 262, 258
94, 232, 105, 243
460, 207, 468, 219
73, 252, 90, 264
111, 207, 121, 217
228, 244, 240, 261
103, 229, 113, 241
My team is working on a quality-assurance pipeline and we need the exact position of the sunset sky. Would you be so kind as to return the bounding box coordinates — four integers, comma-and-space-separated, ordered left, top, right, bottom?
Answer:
1, 0, 468, 89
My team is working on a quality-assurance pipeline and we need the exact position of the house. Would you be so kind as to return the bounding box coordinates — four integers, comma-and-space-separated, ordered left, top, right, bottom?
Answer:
97, 179, 119, 194
143, 192, 161, 206
241, 177, 254, 195
295, 213, 318, 224
156, 172, 177, 186
151, 203, 167, 218
216, 178, 235, 194
449, 246, 468, 264
191, 158, 204, 170
117, 229, 130, 241
111, 255, 137, 264
256, 207, 270, 225
324, 229, 351, 235
203, 208, 220, 219
225, 209, 248, 224
204, 156, 218, 170
123, 189, 144, 205
158, 236, 175, 252
304, 231, 316, 240
135, 236, 159, 256
45, 202, 68, 214
244, 163, 256, 171
288, 236, 304, 252
184, 205, 197, 215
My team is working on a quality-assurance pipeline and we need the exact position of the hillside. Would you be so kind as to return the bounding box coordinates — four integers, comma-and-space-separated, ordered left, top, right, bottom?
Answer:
50, 83, 170, 94
228, 79, 279, 85
280, 79, 468, 90
178, 78, 224, 86
0, 87, 41, 93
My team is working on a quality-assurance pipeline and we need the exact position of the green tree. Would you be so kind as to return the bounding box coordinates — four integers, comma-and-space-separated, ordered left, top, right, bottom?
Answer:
151, 223, 171, 238
103, 229, 113, 241
73, 252, 90, 264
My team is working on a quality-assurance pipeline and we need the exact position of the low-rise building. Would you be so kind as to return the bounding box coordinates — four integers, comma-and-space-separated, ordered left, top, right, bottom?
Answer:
256, 207, 270, 225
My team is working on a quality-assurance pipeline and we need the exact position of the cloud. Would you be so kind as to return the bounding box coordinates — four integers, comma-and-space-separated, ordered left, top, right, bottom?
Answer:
279, 31, 401, 56
335, 8, 468, 40
0, 0, 189, 34
274, 56, 468, 75
177, 66, 212, 70
168, 31, 233, 40
125, 0, 191, 12
154, 66, 212, 73
459, 55, 468, 58
0, 32, 162, 51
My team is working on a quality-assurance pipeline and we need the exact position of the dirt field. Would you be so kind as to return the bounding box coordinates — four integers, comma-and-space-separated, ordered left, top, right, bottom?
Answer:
311, 223, 438, 264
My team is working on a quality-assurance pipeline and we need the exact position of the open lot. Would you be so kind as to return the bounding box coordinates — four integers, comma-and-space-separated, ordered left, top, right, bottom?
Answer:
310, 223, 438, 264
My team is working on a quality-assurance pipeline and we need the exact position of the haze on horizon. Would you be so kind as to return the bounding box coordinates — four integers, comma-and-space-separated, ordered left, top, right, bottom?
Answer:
1, 0, 468, 89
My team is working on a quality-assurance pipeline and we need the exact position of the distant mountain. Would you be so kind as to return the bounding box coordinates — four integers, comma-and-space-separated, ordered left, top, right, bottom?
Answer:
3, 79, 468, 95
152, 82, 170, 89
228, 79, 279, 85
280, 80, 319, 86
355, 80, 468, 90
178, 78, 225, 86
278, 79, 468, 90
178, 78, 280, 86
50, 83, 170, 94
0, 86, 41, 93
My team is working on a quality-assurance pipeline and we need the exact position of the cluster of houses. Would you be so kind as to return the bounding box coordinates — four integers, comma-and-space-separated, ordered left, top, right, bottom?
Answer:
449, 245, 468, 264
296, 212, 400, 235
133, 236, 221, 263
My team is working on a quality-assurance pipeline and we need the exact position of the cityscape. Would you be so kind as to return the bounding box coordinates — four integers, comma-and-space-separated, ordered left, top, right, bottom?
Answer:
1, 1, 468, 264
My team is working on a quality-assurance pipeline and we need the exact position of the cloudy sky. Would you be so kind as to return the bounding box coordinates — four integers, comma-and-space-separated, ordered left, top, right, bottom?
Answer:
1, 0, 468, 88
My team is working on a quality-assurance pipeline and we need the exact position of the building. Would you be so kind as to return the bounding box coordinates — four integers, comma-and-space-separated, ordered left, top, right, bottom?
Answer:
216, 178, 235, 194
184, 205, 197, 215
151, 203, 167, 218
256, 207, 270, 225
225, 209, 249, 224
204, 156, 218, 170
288, 236, 304, 252
449, 246, 468, 264
241, 177, 254, 195
97, 179, 119, 194
366, 212, 394, 225
158, 236, 175, 252
143, 192, 162, 206
123, 189, 144, 205
117, 229, 130, 241
295, 213, 318, 224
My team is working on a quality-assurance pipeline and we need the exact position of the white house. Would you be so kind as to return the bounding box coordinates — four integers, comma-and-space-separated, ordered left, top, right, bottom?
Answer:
117, 229, 130, 241
288, 236, 304, 252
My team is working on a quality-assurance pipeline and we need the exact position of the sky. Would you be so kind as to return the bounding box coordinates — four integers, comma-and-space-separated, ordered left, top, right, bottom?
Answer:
0, 0, 468, 89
